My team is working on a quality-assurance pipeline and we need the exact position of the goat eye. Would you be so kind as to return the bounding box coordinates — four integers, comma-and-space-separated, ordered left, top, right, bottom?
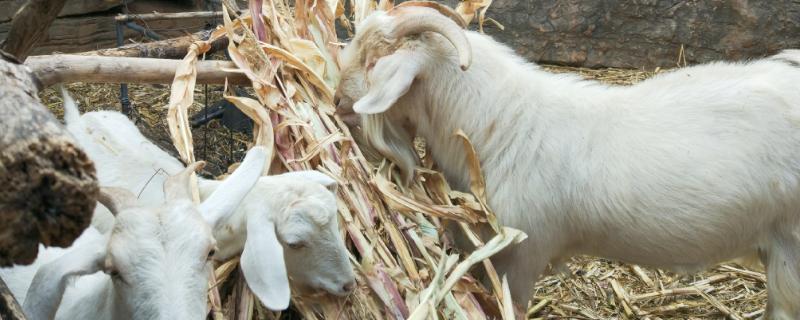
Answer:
207, 248, 216, 259
287, 242, 306, 250
107, 269, 120, 278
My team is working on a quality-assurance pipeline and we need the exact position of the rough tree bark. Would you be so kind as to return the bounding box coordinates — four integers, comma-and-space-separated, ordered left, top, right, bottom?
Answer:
0, 52, 98, 267
1, 0, 68, 61
480, 0, 800, 68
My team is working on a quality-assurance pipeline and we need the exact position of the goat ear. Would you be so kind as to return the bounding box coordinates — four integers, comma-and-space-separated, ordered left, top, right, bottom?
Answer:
165, 161, 206, 201
240, 215, 290, 310
280, 171, 338, 193
353, 50, 424, 114
23, 227, 107, 320
200, 146, 267, 227
97, 187, 138, 216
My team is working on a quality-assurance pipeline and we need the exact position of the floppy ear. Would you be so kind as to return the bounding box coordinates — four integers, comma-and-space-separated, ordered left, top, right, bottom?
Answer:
199, 146, 267, 227
23, 227, 107, 320
352, 49, 425, 114
280, 170, 338, 193
240, 213, 290, 310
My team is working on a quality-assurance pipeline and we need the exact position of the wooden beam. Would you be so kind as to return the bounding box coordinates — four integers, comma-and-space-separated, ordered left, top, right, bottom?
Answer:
115, 11, 228, 22
26, 55, 251, 87
0, 276, 25, 320
77, 31, 228, 59
1, 0, 68, 61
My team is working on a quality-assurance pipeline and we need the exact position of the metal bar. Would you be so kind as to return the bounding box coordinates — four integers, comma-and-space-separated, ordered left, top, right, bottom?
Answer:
203, 84, 208, 161
124, 21, 163, 40
115, 21, 132, 115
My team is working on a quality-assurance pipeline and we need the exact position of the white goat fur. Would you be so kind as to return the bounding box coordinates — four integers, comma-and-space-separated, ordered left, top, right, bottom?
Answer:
0, 144, 268, 320
336, 8, 800, 319
61, 93, 356, 297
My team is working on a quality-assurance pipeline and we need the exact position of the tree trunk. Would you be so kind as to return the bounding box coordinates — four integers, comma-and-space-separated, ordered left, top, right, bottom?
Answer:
0, 276, 25, 320
26, 54, 250, 87
77, 30, 228, 59
1, 0, 68, 61
0, 52, 98, 267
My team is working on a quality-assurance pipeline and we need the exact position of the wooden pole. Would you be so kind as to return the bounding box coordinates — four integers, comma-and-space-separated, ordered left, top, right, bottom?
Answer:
0, 276, 25, 320
76, 31, 229, 59
115, 11, 228, 22
0, 53, 98, 267
26, 55, 251, 87
1, 0, 68, 61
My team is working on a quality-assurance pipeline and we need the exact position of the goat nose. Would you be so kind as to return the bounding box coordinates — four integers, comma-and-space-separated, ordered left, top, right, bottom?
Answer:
342, 280, 356, 293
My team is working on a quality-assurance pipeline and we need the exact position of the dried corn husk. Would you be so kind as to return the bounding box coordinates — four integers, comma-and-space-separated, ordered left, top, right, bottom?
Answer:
165, 0, 519, 319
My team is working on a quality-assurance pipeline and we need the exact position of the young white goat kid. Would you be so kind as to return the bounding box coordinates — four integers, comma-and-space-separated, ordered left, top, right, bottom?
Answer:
61, 90, 356, 297
335, 5, 800, 319
0, 146, 269, 320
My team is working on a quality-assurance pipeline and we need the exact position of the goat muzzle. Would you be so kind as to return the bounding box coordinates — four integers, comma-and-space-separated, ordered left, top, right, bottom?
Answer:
335, 99, 360, 127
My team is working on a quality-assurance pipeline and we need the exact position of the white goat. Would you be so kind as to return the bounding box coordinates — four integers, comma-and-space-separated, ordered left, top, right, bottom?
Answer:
335, 5, 800, 319
0, 145, 269, 320
61, 90, 356, 297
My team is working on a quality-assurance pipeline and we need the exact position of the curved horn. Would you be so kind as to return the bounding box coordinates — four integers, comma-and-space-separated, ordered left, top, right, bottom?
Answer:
388, 6, 472, 70
393, 1, 468, 29
97, 187, 138, 216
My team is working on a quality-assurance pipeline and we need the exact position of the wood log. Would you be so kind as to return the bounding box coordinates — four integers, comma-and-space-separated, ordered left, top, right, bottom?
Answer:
77, 30, 228, 59
26, 54, 250, 87
0, 276, 25, 320
1, 0, 68, 61
0, 53, 98, 267
115, 11, 226, 22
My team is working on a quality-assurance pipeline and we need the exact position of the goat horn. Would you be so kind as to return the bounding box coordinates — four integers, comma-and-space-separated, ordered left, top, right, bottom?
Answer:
388, 6, 472, 71
164, 161, 206, 202
392, 1, 468, 29
97, 187, 138, 216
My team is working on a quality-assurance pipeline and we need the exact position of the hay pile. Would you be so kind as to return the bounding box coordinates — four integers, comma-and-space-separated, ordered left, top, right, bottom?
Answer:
40, 1, 768, 318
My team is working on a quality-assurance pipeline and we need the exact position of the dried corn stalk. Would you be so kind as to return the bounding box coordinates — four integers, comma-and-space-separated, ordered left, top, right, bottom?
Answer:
165, 0, 521, 319
455, 0, 500, 32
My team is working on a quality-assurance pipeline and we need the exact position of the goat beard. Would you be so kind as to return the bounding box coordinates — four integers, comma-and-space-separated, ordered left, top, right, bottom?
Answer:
360, 114, 419, 184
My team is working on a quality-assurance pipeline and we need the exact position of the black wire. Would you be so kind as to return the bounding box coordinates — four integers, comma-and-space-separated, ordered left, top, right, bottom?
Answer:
204, 84, 209, 163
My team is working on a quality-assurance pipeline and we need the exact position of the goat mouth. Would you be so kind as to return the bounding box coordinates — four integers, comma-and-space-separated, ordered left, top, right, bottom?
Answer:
307, 282, 354, 297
